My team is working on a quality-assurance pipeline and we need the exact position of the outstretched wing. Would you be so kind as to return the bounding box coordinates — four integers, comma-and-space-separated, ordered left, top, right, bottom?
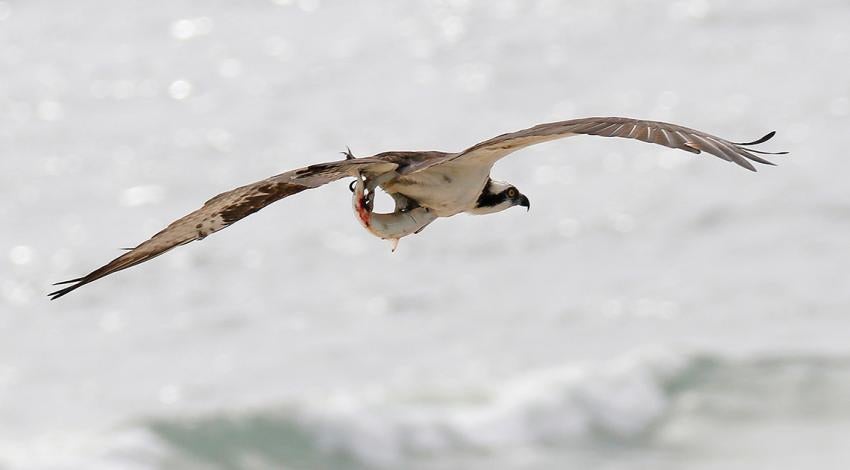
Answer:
49, 157, 397, 299
443, 117, 787, 172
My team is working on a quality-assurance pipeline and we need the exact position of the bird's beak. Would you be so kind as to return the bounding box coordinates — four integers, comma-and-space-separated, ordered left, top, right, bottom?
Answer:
517, 194, 530, 211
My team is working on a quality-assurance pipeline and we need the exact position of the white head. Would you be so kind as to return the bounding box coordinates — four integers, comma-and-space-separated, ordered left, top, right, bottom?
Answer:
468, 179, 530, 215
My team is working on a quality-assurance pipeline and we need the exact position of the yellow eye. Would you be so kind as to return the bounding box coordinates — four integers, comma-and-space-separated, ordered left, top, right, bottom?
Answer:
506, 188, 517, 198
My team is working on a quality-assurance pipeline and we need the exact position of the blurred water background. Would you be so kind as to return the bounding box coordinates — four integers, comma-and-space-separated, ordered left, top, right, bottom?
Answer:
2, 0, 850, 468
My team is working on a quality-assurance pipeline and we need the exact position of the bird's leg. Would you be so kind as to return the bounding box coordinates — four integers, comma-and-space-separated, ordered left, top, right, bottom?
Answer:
350, 172, 438, 252
387, 192, 435, 234
389, 192, 419, 212
364, 171, 396, 193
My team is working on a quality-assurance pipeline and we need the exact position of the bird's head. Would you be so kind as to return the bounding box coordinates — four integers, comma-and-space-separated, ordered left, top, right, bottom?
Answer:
469, 179, 530, 215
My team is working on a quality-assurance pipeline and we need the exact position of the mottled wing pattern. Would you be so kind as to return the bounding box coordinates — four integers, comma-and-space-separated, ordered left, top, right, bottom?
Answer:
448, 117, 787, 171
49, 158, 397, 299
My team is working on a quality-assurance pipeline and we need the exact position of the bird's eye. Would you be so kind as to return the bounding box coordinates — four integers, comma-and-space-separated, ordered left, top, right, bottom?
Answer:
506, 188, 518, 198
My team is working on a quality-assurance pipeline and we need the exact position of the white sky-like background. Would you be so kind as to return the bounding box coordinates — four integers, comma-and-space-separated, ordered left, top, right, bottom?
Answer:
1, 1, 849, 469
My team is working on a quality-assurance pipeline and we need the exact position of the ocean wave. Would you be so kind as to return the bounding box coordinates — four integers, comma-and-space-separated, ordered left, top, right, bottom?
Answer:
8, 351, 847, 470
120, 350, 850, 469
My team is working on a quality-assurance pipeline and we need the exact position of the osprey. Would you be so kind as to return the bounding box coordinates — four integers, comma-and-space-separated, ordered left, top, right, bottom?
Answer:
49, 117, 786, 299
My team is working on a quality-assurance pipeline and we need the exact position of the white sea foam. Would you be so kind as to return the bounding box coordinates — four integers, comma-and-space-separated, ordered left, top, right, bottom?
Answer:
297, 348, 685, 465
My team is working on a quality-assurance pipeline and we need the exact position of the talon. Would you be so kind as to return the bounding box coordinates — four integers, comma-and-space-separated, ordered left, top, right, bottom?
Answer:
390, 238, 399, 252
361, 195, 372, 213
363, 189, 374, 212
349, 180, 357, 193
342, 146, 356, 160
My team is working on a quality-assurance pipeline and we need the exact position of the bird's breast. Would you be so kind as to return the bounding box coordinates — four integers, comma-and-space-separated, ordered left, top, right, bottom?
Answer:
381, 163, 490, 217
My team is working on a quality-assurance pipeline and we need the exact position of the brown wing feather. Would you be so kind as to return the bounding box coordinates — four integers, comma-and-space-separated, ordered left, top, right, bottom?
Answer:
449, 117, 787, 171
49, 158, 396, 299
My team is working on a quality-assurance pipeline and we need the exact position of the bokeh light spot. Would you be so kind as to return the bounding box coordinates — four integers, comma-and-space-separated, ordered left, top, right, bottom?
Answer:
168, 80, 193, 100
9, 245, 34, 265
37, 100, 64, 121
170, 17, 214, 40
120, 185, 165, 207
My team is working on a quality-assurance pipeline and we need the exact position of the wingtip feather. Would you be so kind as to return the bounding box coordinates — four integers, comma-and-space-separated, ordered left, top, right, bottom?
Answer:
737, 159, 758, 172
732, 130, 777, 146
48, 283, 82, 300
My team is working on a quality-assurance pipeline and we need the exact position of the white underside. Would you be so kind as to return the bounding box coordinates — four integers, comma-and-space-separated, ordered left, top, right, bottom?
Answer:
381, 160, 493, 217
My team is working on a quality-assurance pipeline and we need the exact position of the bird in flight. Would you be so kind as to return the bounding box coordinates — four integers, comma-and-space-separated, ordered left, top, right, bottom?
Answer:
49, 117, 786, 299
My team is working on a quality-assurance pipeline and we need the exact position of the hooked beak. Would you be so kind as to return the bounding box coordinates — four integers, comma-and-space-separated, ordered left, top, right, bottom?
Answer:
516, 194, 531, 212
